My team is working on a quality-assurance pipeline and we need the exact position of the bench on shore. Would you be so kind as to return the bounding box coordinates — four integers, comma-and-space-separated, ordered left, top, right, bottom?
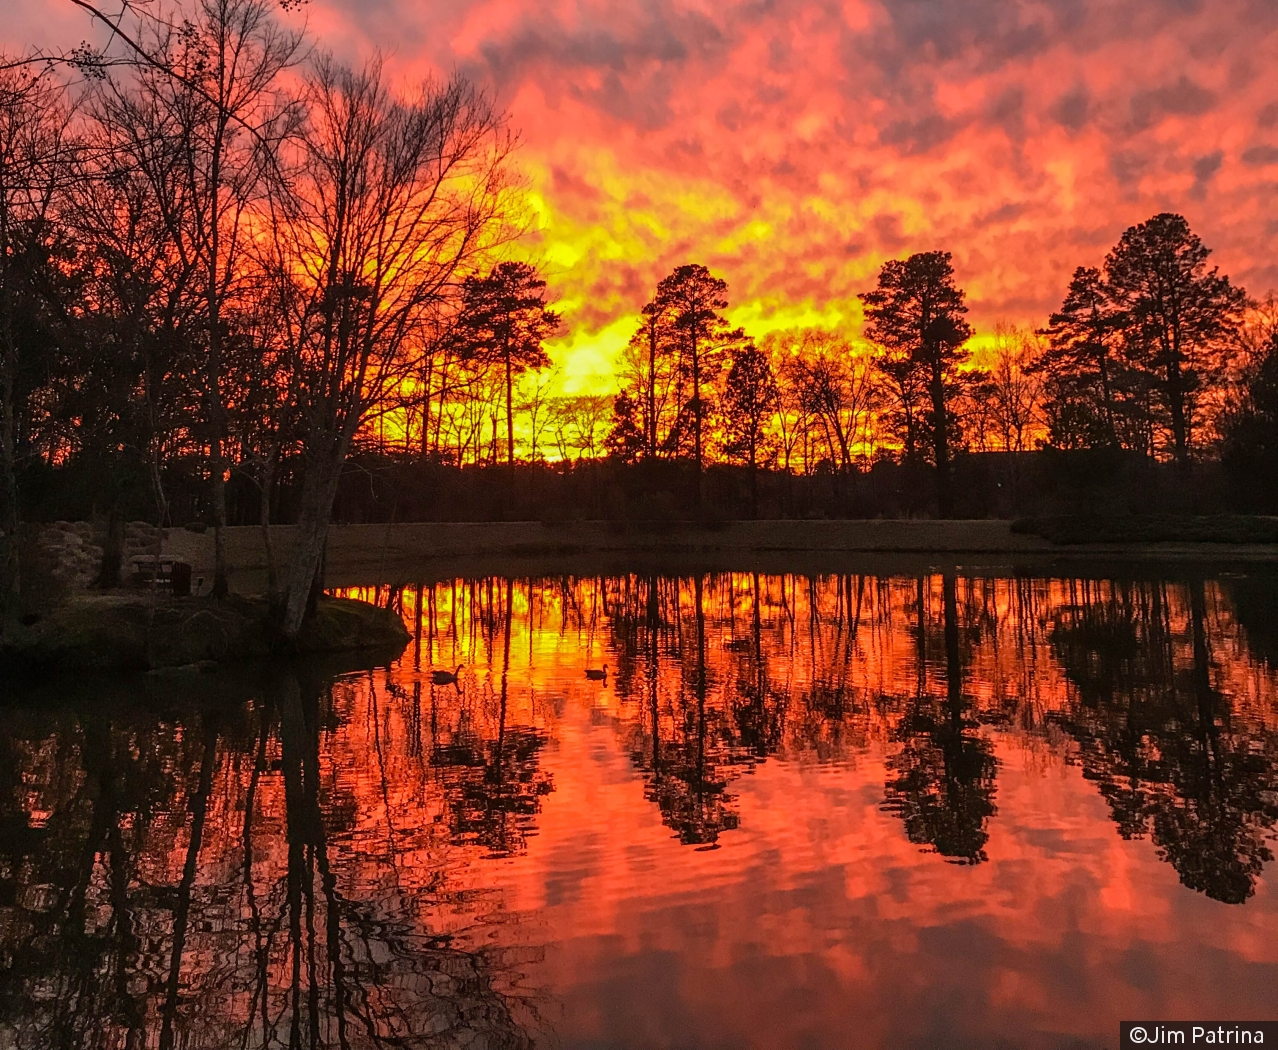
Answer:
131, 555, 193, 595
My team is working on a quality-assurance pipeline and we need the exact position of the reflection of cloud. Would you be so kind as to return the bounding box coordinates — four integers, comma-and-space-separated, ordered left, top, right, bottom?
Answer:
10, 0, 1277, 386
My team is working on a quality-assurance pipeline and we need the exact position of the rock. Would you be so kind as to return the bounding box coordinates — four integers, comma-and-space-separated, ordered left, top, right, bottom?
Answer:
0, 594, 409, 675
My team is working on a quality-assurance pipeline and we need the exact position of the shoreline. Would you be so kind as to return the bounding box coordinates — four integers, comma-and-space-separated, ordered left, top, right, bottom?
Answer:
155, 520, 1278, 590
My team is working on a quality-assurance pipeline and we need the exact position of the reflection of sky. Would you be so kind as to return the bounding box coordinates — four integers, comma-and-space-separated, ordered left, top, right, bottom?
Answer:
8, 0, 1278, 391
329, 574, 1278, 1047
5, 573, 1278, 1048
508, 720, 1278, 1050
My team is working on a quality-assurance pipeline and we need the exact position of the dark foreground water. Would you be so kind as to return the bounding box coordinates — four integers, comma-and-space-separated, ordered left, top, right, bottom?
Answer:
2, 570, 1278, 1049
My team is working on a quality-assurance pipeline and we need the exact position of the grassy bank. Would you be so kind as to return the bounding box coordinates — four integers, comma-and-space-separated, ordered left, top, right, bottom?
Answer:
156, 517, 1278, 590
0, 594, 409, 676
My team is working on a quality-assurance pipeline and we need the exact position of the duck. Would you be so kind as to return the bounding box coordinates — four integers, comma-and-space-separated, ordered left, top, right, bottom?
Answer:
431, 665, 464, 686
584, 664, 608, 682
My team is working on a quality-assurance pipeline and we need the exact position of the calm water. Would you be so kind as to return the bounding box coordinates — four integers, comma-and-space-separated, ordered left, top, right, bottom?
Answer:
2, 569, 1278, 1049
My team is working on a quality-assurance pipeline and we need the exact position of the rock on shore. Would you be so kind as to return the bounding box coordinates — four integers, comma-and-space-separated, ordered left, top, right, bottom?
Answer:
0, 594, 409, 675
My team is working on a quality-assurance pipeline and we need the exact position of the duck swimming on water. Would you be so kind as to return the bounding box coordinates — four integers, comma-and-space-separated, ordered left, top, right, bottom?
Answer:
431, 665, 463, 686
584, 664, 608, 681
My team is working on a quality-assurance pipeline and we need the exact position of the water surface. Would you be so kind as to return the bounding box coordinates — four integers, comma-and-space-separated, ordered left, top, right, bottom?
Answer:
3, 569, 1278, 1049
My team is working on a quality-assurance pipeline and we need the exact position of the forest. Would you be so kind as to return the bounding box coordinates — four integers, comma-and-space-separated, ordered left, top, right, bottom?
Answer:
3, 0, 1278, 633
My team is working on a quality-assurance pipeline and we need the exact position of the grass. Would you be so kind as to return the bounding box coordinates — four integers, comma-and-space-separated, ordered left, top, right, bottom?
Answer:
1010, 514, 1278, 545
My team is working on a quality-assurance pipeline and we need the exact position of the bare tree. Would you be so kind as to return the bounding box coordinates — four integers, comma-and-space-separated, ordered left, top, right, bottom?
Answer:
516, 367, 557, 464
93, 0, 303, 595
785, 330, 880, 472
551, 394, 611, 462
0, 67, 77, 625
271, 55, 515, 638
971, 325, 1045, 452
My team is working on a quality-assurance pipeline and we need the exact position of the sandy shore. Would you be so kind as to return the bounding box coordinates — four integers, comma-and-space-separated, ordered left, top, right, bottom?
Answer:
159, 520, 1278, 591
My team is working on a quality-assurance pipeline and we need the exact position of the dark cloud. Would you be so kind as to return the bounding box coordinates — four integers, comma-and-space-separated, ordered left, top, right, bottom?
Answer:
1241, 145, 1278, 167
879, 112, 963, 154
872, 213, 907, 251
1192, 151, 1223, 181
1051, 87, 1091, 131
1190, 150, 1222, 198
873, 0, 1055, 66
979, 202, 1028, 225
1109, 149, 1150, 188
1259, 103, 1278, 128
1129, 75, 1217, 130
551, 165, 605, 205
467, 5, 727, 130
988, 87, 1026, 141
717, 102, 744, 132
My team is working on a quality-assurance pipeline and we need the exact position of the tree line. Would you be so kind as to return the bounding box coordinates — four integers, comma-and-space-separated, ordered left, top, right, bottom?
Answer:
602, 219, 1274, 516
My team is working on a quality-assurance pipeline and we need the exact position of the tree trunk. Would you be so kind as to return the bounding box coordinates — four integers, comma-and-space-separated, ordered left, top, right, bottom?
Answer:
0, 357, 18, 627
930, 354, 953, 516
647, 322, 657, 458
280, 431, 351, 641
749, 439, 759, 519
207, 137, 231, 599
1166, 351, 1190, 469
95, 502, 126, 590
691, 333, 703, 511
0, 222, 20, 628
260, 444, 279, 597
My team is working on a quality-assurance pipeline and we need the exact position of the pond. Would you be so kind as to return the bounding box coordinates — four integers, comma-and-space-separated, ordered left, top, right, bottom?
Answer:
2, 569, 1277, 1049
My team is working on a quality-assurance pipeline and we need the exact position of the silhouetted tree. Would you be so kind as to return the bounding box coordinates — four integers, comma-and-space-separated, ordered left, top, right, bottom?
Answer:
621, 297, 679, 459
1038, 267, 1127, 449
0, 69, 77, 625
271, 58, 514, 639
781, 329, 880, 472
721, 341, 779, 515
1219, 330, 1278, 511
455, 261, 560, 473
605, 390, 645, 463
861, 252, 975, 515
652, 264, 741, 502
1105, 213, 1246, 467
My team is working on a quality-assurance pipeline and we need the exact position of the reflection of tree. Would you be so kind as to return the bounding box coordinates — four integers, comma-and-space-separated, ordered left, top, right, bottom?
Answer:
430, 581, 553, 857
650, 575, 740, 848
0, 667, 536, 1049
1052, 581, 1278, 903
610, 576, 747, 848
882, 575, 999, 864
275, 670, 535, 1048
1222, 576, 1278, 670
0, 705, 195, 1048
729, 573, 788, 758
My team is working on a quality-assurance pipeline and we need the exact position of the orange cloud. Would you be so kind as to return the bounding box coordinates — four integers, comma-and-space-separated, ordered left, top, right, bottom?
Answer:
13, 0, 1278, 387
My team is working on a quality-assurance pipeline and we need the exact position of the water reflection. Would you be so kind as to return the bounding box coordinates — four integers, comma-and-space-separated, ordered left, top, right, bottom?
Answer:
0, 665, 536, 1050
1, 570, 1277, 1048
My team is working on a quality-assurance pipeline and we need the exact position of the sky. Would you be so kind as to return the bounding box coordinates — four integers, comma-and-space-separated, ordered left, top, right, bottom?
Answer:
8, 0, 1278, 390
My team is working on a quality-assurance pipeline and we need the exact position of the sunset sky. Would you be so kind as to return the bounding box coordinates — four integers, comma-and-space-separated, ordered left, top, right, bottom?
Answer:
9, 0, 1278, 390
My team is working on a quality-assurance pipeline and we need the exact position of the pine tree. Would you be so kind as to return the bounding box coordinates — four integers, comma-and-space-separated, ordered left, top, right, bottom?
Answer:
1105, 213, 1246, 467
861, 251, 974, 515
455, 261, 560, 471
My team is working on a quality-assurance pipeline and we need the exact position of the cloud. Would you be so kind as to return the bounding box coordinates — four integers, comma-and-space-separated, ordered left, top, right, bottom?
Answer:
4, 0, 1275, 384
1129, 75, 1217, 131
1241, 145, 1278, 167
1050, 87, 1091, 131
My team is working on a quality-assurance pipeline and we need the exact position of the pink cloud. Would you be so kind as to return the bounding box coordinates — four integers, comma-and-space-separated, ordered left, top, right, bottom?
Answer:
9, 0, 1278, 349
